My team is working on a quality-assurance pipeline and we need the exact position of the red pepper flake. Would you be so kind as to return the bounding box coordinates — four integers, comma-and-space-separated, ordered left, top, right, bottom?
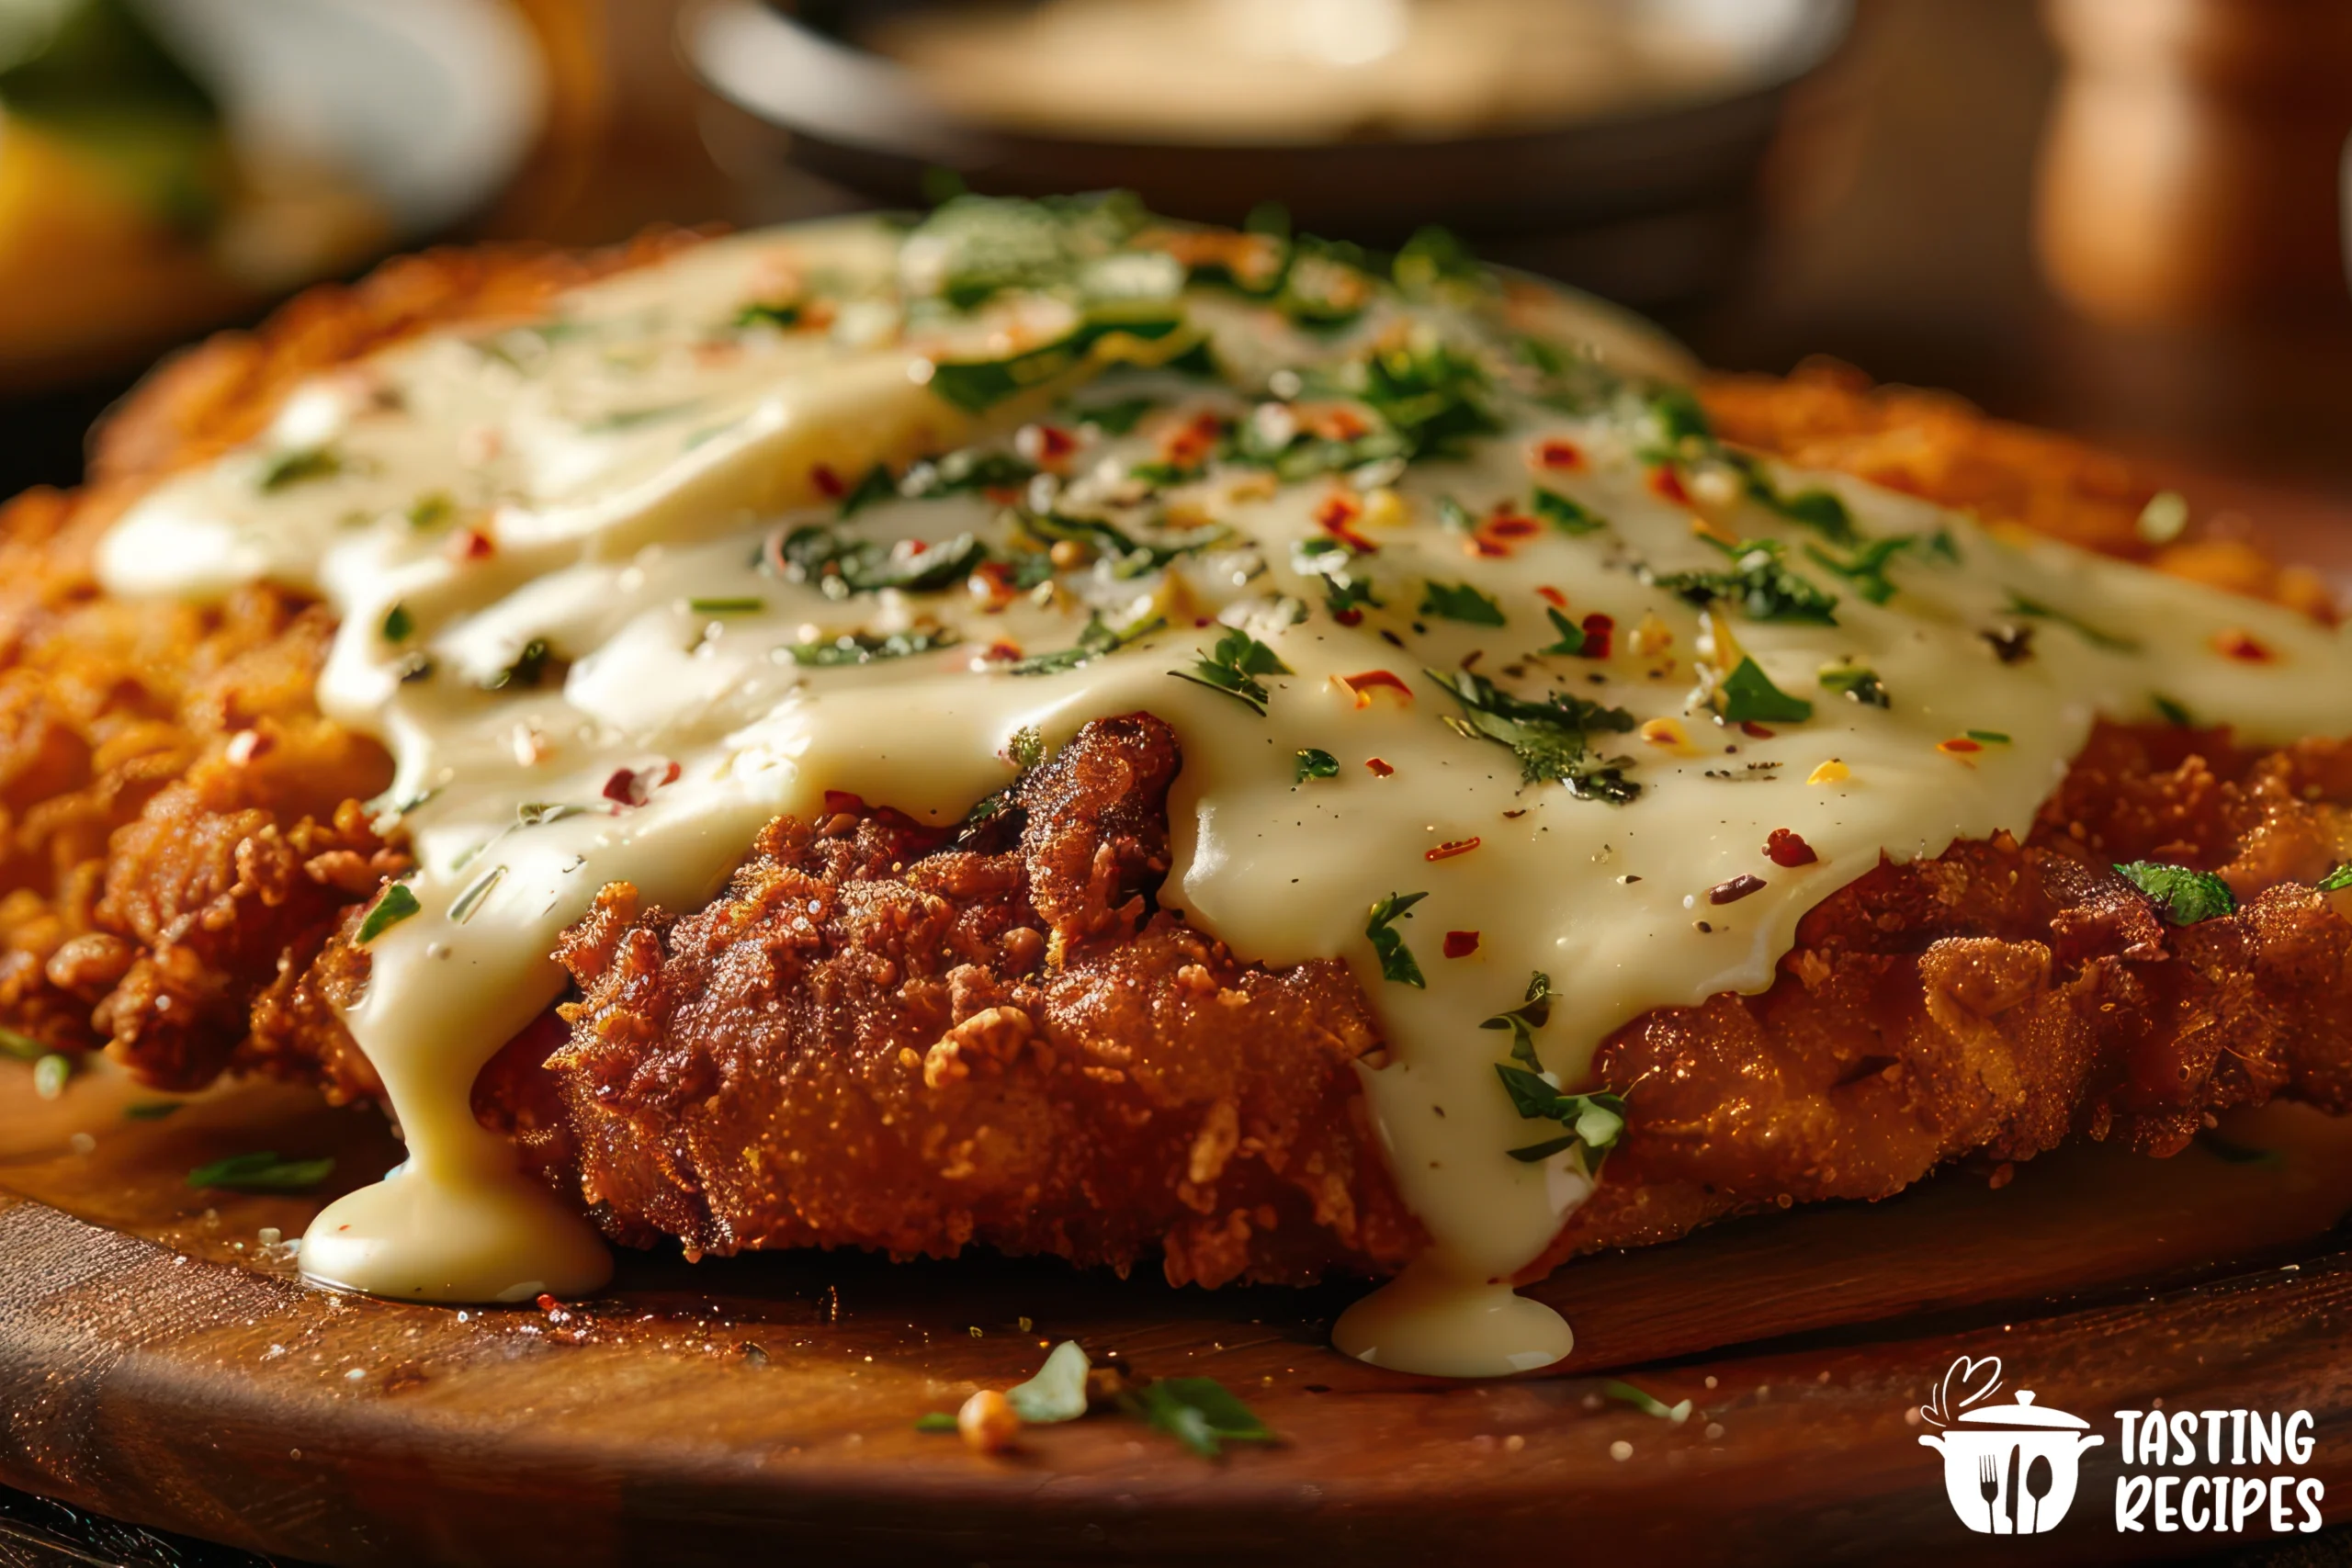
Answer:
2211, 628, 2276, 663
1443, 930, 1481, 959
983, 639, 1023, 663
1159, 410, 1227, 468
1578, 613, 1615, 660
1536, 586, 1568, 609
1425, 836, 1481, 862
1764, 828, 1817, 867
1315, 491, 1379, 554
1708, 874, 1767, 906
1483, 509, 1540, 540
1334, 670, 1413, 707
1301, 403, 1371, 442
1364, 757, 1395, 777
821, 789, 866, 817
810, 463, 846, 499
601, 760, 684, 808
968, 560, 1020, 611
447, 526, 495, 562
1018, 422, 1080, 468
1739, 721, 1775, 739
1648, 465, 1692, 506
1533, 438, 1586, 472
1938, 737, 1983, 757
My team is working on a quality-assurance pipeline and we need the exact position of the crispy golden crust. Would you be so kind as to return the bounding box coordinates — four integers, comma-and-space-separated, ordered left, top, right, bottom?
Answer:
4, 231, 2347, 1289
525, 716, 1420, 1287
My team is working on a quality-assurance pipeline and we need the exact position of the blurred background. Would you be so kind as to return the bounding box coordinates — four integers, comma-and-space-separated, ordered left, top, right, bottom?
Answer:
6, 0, 2352, 520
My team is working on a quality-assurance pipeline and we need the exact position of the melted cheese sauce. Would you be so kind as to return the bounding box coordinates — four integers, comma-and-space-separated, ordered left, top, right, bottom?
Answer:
96, 210, 2352, 1371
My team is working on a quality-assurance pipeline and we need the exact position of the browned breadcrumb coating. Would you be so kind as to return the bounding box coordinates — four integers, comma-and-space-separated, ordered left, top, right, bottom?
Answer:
526, 715, 1421, 1287
1525, 719, 2352, 1277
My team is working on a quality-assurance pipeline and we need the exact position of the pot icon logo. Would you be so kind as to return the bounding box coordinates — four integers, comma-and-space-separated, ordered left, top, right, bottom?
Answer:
1917, 1356, 2105, 1534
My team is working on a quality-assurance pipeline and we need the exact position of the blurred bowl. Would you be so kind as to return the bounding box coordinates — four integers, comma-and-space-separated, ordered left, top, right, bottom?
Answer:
682, 0, 1852, 304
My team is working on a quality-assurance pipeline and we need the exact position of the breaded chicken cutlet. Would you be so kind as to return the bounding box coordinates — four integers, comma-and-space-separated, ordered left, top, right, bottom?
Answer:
6, 201, 2352, 1325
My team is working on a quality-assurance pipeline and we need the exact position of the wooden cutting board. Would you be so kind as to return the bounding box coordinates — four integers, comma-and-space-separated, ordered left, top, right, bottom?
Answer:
6, 479, 2352, 1567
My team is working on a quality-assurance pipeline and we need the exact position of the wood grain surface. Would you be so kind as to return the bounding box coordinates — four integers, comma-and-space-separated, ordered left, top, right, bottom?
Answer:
5, 479, 2352, 1568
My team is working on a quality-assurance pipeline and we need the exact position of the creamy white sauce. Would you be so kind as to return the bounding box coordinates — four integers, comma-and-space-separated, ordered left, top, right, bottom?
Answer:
96, 212, 2352, 1371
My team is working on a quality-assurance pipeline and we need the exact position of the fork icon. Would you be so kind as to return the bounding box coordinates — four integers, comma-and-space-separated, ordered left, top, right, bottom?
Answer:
1978, 1453, 2001, 1532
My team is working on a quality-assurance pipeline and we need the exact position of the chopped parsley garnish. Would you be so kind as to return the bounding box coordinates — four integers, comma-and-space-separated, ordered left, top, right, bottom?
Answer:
1480, 971, 1553, 1066
1013, 508, 1227, 578
1655, 537, 1838, 625
1295, 748, 1340, 783
2115, 862, 2235, 924
688, 596, 763, 615
1645, 386, 1713, 451
406, 491, 456, 530
1074, 394, 1159, 434
733, 299, 803, 330
1537, 607, 1586, 656
1427, 670, 1639, 801
1339, 339, 1502, 462
1531, 488, 1605, 536
355, 883, 420, 944
913, 1412, 959, 1433
186, 1152, 335, 1194
1734, 455, 1856, 546
256, 445, 344, 493
771, 525, 988, 598
1495, 1066, 1628, 1169
1817, 665, 1889, 707
381, 603, 413, 643
1418, 580, 1506, 626
927, 304, 1192, 413
1120, 1377, 1274, 1460
1718, 658, 1813, 724
1365, 891, 1429, 988
0, 1026, 45, 1062
480, 637, 560, 692
1436, 494, 1476, 535
839, 464, 899, 517
2319, 864, 2352, 894
900, 447, 1037, 499
1603, 1380, 1694, 1424
1295, 541, 1382, 618
1007, 1341, 1091, 1424
1804, 535, 1916, 605
1170, 628, 1291, 715
2152, 693, 2194, 728
2003, 592, 2141, 652
786, 628, 957, 667
1006, 726, 1047, 773
124, 1100, 182, 1122
516, 802, 589, 828
1966, 728, 2012, 744
1390, 223, 1485, 295
1011, 614, 1163, 676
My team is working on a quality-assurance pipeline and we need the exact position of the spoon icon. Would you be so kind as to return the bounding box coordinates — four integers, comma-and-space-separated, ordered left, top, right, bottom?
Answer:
2023, 1452, 2055, 1533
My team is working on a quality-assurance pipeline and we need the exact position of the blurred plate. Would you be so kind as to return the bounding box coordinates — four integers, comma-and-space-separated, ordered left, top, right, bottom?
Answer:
683, 0, 1849, 301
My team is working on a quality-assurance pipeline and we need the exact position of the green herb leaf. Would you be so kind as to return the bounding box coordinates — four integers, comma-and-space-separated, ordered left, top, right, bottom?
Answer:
0, 1027, 46, 1062
787, 628, 957, 667
1733, 455, 1855, 546
1295, 541, 1382, 619
2152, 693, 2194, 728
1074, 394, 1160, 434
688, 596, 764, 615
772, 525, 989, 599
1656, 537, 1838, 625
1426, 670, 1639, 800
1295, 748, 1340, 783
1531, 489, 1605, 536
1817, 666, 1889, 708
480, 637, 560, 693
1479, 971, 1553, 1067
913, 1412, 959, 1433
2193, 1129, 2281, 1168
356, 883, 421, 945
124, 1100, 183, 1121
406, 491, 455, 530
1718, 658, 1813, 724
2318, 864, 2352, 894
1602, 1380, 1693, 1424
1419, 580, 1506, 626
256, 445, 344, 493
1365, 892, 1429, 988
186, 1152, 335, 1193
516, 802, 590, 829
1012, 614, 1164, 676
1170, 628, 1291, 716
1645, 387, 1713, 450
733, 299, 803, 331
1006, 727, 1047, 774
839, 464, 899, 517
2003, 592, 2141, 652
928, 306, 1192, 414
901, 448, 1038, 500
2115, 861, 2236, 925
1495, 1065, 1627, 1170
1537, 606, 1586, 656
1804, 535, 1915, 604
1965, 728, 2012, 744
1122, 1377, 1274, 1459
1013, 507, 1227, 579
380, 603, 413, 643
1007, 1340, 1091, 1424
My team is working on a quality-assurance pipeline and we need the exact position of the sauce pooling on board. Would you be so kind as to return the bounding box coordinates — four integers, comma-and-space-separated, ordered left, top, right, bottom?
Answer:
98, 199, 2352, 1374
